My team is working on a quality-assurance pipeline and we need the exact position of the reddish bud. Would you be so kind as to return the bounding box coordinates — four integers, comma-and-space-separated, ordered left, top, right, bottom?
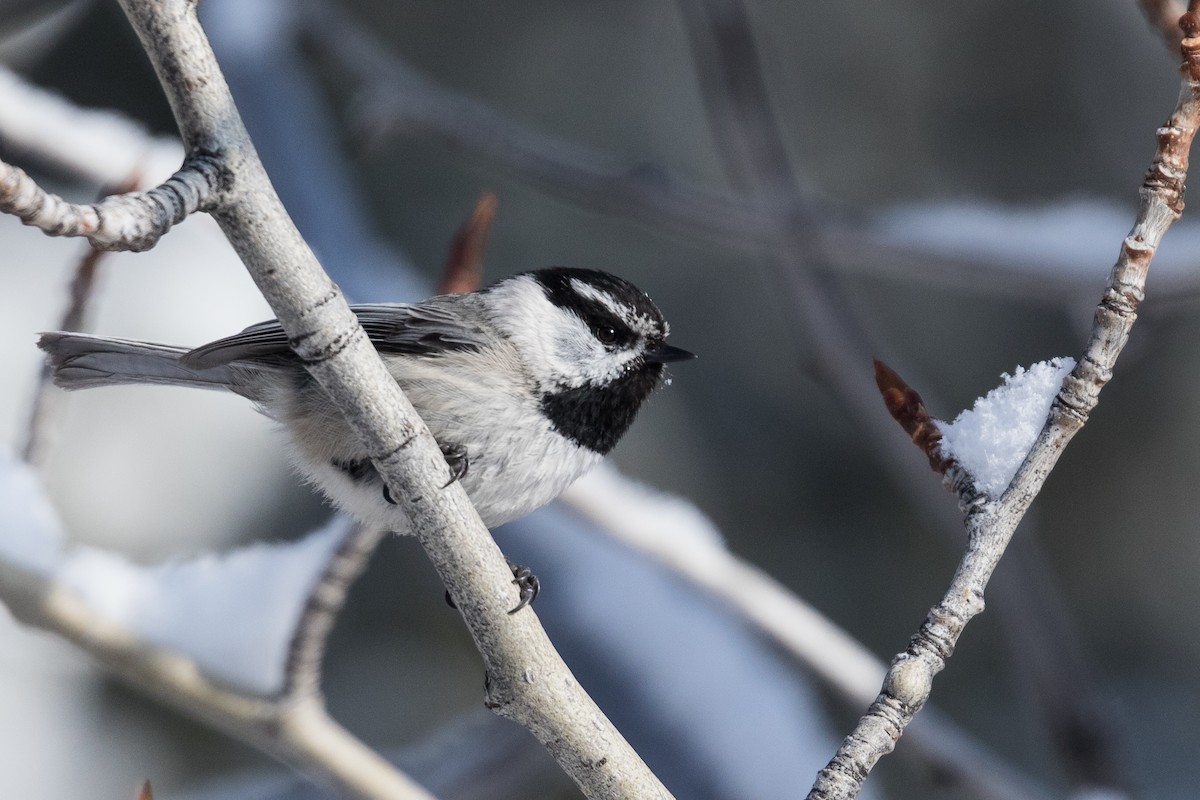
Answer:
873, 358, 951, 474
438, 192, 497, 295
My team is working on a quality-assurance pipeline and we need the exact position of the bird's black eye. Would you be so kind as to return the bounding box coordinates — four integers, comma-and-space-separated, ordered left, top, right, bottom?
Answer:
596, 326, 617, 345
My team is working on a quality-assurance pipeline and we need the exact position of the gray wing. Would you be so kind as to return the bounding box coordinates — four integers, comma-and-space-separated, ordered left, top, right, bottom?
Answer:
181, 296, 490, 370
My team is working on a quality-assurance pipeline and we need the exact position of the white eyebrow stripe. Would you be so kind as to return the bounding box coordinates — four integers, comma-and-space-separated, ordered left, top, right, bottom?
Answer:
569, 278, 620, 315
569, 278, 658, 335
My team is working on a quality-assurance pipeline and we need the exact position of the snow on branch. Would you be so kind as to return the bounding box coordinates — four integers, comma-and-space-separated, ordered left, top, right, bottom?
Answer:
874, 357, 1079, 504
2, 442, 346, 695
58, 519, 346, 695
808, 6, 1200, 798
0, 450, 435, 799
938, 358, 1076, 500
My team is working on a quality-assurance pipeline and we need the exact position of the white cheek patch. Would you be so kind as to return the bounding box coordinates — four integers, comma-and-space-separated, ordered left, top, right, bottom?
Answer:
552, 328, 638, 387
488, 276, 636, 390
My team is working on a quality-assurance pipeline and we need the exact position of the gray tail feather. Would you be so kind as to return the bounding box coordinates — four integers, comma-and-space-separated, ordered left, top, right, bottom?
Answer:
37, 332, 237, 391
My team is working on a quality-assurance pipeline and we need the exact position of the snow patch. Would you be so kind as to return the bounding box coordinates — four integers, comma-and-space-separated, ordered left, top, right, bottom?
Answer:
56, 516, 348, 694
0, 449, 65, 575
939, 358, 1075, 498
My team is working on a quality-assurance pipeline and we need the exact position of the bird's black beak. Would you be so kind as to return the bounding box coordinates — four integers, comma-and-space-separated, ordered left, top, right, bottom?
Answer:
644, 342, 696, 364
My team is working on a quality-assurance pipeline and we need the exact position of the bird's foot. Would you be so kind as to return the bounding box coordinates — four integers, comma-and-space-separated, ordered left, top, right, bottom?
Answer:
443, 557, 540, 614
440, 442, 469, 488
506, 558, 540, 614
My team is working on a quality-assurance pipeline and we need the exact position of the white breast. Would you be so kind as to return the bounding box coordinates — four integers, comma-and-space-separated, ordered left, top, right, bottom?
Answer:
273, 341, 603, 533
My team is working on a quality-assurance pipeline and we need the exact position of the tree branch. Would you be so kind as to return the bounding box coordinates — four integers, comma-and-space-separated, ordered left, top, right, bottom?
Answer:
807, 6, 1200, 796
0, 151, 221, 250
284, 191, 494, 701
102, 1, 672, 796
280, 523, 386, 701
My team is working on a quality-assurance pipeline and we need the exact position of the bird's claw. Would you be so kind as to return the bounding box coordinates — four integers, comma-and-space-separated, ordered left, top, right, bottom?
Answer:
442, 558, 539, 614
507, 558, 540, 614
440, 442, 469, 488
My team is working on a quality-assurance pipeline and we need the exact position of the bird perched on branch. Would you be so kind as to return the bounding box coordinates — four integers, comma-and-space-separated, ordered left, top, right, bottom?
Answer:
39, 268, 693, 608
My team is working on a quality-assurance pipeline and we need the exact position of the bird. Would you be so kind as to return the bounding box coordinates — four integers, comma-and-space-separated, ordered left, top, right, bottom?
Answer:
38, 268, 693, 608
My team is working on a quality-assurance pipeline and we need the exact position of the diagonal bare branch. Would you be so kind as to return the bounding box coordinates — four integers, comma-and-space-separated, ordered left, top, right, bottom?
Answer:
673, 0, 1139, 796
283, 193, 497, 702
104, 1, 673, 796
808, 5, 1200, 796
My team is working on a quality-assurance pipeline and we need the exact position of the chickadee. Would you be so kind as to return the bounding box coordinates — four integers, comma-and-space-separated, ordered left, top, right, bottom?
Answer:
39, 268, 692, 605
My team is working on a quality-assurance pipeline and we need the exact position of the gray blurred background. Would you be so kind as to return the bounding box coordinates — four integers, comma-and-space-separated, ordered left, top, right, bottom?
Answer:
2, 1, 1199, 798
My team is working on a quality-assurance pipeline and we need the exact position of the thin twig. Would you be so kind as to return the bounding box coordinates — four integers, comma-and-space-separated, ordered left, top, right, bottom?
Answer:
438, 192, 496, 295
280, 523, 386, 700
22, 169, 144, 467
873, 363, 1133, 782
808, 5, 1200, 796
0, 152, 221, 251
